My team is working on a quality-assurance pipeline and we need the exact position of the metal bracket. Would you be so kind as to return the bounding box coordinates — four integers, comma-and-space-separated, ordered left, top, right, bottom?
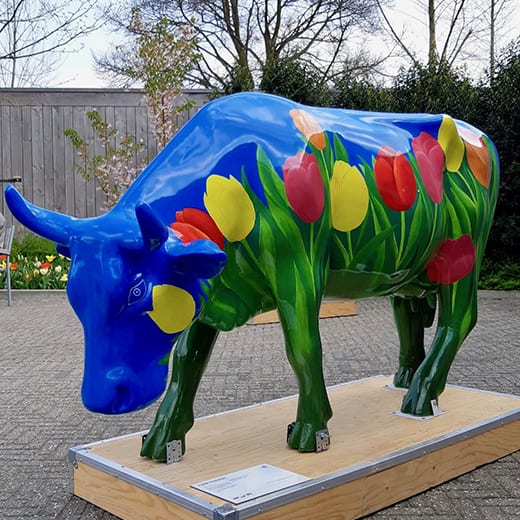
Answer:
288, 423, 330, 452
315, 430, 330, 452
214, 503, 239, 519
166, 440, 183, 464
286, 421, 296, 443
393, 398, 446, 421
430, 399, 443, 416
141, 435, 183, 464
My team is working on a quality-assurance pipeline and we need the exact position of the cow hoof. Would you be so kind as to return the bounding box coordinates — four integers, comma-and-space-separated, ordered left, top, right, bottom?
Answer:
287, 421, 328, 452
393, 366, 416, 388
400, 388, 435, 416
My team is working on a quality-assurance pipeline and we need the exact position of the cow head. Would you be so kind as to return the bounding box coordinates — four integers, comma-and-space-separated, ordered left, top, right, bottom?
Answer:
4, 186, 226, 414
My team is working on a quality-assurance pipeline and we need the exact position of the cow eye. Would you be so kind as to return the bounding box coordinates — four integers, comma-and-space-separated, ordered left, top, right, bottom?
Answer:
128, 279, 147, 306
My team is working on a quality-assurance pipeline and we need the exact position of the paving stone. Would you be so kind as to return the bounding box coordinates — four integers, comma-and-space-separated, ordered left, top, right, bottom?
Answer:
0, 290, 518, 519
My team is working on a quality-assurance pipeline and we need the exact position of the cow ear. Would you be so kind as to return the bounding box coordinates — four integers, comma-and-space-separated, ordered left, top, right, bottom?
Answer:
136, 203, 169, 251
167, 239, 227, 279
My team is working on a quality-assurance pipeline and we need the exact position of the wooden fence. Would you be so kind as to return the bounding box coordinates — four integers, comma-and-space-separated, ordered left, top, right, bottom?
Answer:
0, 88, 212, 237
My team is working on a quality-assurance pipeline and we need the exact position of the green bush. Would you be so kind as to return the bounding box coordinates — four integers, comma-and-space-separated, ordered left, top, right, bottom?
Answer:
479, 259, 520, 290
11, 234, 58, 258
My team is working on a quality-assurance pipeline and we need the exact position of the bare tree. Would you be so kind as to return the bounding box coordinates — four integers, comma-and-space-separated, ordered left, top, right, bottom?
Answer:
98, 0, 385, 91
0, 0, 107, 87
376, 0, 518, 77
488, 0, 517, 80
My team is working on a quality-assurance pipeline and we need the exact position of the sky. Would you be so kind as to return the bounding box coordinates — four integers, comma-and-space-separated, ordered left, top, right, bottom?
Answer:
54, 0, 520, 88
55, 27, 114, 88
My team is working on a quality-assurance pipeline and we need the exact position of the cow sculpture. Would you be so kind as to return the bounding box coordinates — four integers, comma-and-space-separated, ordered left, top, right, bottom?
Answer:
5, 92, 499, 462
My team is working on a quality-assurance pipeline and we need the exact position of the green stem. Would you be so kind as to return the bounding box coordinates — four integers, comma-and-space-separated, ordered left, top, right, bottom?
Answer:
241, 240, 263, 273
396, 211, 407, 269
309, 222, 315, 259
332, 233, 352, 268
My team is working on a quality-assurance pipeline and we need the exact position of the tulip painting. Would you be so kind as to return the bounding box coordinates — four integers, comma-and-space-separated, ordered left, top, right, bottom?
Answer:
374, 147, 417, 212
173, 208, 225, 249
171, 221, 211, 245
203, 175, 256, 242
426, 235, 476, 284
412, 132, 445, 204
282, 152, 325, 223
290, 109, 327, 151
329, 161, 369, 232
438, 116, 465, 173
464, 138, 491, 189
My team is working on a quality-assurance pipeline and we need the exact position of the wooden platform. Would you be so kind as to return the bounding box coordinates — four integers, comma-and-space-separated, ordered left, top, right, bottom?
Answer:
251, 300, 357, 324
69, 376, 520, 520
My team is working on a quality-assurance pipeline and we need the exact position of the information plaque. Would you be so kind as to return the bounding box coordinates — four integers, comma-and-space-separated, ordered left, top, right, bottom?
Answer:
191, 463, 310, 504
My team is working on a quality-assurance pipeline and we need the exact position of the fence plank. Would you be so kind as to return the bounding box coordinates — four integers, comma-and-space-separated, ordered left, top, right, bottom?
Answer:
0, 89, 212, 238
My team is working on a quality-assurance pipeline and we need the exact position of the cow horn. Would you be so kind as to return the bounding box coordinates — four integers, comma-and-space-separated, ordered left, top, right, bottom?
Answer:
135, 202, 168, 251
4, 185, 76, 244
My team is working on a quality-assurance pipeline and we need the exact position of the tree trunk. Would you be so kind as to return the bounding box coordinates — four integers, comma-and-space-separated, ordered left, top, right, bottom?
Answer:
428, 0, 437, 71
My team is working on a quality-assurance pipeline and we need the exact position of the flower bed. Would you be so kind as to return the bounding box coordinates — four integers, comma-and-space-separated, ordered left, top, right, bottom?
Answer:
0, 253, 69, 289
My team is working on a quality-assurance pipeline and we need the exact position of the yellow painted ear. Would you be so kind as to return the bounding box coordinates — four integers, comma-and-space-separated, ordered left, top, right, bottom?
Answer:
438, 116, 464, 172
147, 285, 196, 334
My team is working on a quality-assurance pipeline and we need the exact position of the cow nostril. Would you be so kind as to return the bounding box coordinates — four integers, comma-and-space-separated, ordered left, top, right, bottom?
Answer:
112, 384, 133, 413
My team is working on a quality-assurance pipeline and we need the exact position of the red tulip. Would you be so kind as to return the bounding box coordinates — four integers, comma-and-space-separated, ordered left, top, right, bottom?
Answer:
282, 152, 325, 223
412, 132, 445, 204
171, 221, 211, 244
174, 208, 225, 249
374, 147, 417, 211
426, 235, 476, 284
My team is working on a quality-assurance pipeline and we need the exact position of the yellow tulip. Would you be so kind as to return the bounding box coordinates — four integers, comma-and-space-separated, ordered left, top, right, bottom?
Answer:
438, 116, 464, 172
330, 161, 369, 232
147, 284, 195, 334
203, 175, 256, 242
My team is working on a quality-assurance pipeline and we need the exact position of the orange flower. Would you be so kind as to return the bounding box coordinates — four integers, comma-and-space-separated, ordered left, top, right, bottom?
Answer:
289, 109, 326, 150
10, 263, 18, 270
464, 138, 491, 188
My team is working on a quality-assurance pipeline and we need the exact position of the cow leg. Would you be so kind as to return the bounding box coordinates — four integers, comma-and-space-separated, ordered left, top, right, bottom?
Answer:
401, 274, 478, 416
141, 321, 219, 461
391, 295, 436, 388
277, 297, 333, 452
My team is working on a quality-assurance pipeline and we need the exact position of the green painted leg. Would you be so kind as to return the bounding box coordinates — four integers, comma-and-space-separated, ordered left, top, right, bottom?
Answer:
401, 275, 478, 416
277, 298, 333, 452
141, 321, 219, 461
391, 295, 436, 388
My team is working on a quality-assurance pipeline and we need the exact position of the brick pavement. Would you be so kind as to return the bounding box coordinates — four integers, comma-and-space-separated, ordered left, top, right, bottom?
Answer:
0, 290, 518, 519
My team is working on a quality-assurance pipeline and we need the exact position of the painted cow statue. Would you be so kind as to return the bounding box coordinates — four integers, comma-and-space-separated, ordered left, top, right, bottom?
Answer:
5, 92, 499, 462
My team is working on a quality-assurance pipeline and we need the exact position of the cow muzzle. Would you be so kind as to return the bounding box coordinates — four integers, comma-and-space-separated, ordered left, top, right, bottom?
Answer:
81, 365, 146, 414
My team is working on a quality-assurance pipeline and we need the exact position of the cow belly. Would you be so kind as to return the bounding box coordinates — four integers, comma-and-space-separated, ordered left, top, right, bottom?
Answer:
324, 268, 431, 300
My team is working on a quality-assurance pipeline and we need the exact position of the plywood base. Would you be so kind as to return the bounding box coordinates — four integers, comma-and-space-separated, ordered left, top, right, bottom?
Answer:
69, 376, 520, 520
251, 300, 357, 324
